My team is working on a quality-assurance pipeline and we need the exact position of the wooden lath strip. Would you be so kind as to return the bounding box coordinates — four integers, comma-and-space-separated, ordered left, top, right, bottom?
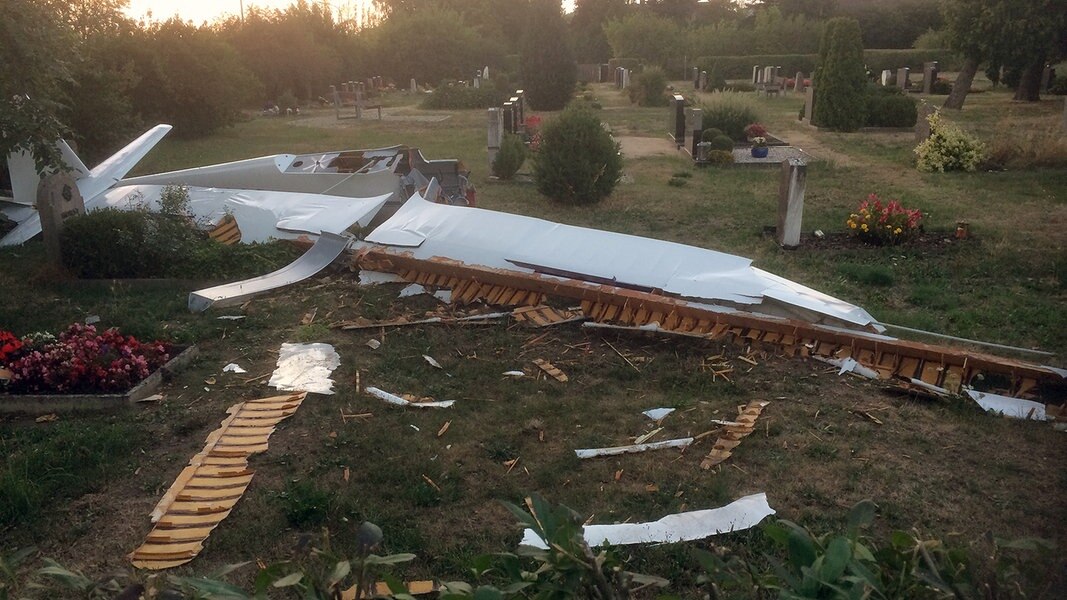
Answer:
129, 392, 306, 570
355, 249, 1063, 400
701, 401, 769, 470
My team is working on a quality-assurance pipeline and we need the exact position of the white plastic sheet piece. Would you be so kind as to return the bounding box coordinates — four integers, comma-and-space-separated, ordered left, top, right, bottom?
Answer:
967, 389, 1046, 421
574, 437, 693, 459
222, 363, 247, 374
642, 408, 675, 420
519, 492, 776, 549
365, 386, 454, 409
268, 343, 340, 395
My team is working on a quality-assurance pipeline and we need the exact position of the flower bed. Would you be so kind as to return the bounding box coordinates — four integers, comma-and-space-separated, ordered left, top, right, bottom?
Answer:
846, 194, 923, 245
0, 324, 196, 414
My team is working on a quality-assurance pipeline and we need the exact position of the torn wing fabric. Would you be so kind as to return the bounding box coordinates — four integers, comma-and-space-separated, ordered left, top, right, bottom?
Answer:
268, 343, 340, 395
519, 493, 775, 549
365, 196, 881, 331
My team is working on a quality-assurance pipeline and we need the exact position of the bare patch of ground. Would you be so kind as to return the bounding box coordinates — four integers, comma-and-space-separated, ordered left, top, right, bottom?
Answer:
617, 136, 681, 158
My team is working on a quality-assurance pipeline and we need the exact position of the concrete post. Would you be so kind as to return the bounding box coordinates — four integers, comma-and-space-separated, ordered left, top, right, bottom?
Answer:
794, 71, 804, 93
487, 107, 503, 172
804, 86, 815, 122
897, 67, 910, 90
777, 159, 806, 248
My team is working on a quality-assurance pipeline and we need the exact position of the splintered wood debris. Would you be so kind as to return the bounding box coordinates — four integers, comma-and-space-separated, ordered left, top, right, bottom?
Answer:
365, 386, 454, 408
129, 392, 307, 569
511, 305, 584, 327
532, 358, 568, 382
700, 400, 770, 470
341, 580, 437, 599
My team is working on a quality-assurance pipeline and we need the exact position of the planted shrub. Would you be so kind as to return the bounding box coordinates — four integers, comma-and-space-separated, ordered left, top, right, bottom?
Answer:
701, 128, 724, 142
533, 105, 622, 205
865, 88, 917, 127
627, 67, 668, 106
492, 133, 527, 180
915, 110, 986, 172
422, 81, 503, 109
813, 18, 868, 131
708, 150, 734, 164
708, 135, 734, 151
700, 91, 760, 141
705, 64, 726, 91
60, 208, 301, 279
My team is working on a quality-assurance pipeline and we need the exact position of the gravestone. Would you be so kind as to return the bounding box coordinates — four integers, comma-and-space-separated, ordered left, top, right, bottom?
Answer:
915, 102, 935, 141
483, 66, 490, 80
514, 90, 526, 130
330, 85, 341, 119
683, 107, 703, 157
699, 70, 708, 91
38, 172, 85, 265
804, 86, 815, 122
775, 66, 782, 86
793, 71, 805, 93
752, 65, 761, 84
502, 102, 515, 134
897, 67, 910, 91
922, 61, 939, 94
776, 159, 807, 248
487, 107, 503, 172
881, 69, 892, 86
669, 94, 686, 147
410, 78, 417, 93
763, 66, 774, 85
509, 96, 521, 131
693, 67, 700, 90
473, 76, 480, 89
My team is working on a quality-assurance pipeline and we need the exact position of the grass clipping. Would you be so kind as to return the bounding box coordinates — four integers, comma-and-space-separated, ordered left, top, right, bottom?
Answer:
700, 400, 769, 470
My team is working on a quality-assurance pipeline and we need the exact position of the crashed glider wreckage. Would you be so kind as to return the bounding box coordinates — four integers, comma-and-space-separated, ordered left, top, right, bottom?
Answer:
351, 188, 1066, 409
0, 124, 471, 247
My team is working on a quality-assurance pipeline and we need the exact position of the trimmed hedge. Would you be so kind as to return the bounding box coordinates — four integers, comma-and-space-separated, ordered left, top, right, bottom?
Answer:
695, 49, 961, 79
422, 81, 504, 109
865, 88, 917, 128
608, 58, 643, 72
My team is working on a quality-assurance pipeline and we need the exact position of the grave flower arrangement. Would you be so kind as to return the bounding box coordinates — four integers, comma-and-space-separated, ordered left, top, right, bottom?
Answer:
744, 123, 768, 145
525, 115, 543, 152
846, 194, 923, 245
1, 323, 171, 394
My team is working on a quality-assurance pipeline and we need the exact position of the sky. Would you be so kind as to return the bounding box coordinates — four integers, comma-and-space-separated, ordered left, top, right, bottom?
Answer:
124, 0, 577, 25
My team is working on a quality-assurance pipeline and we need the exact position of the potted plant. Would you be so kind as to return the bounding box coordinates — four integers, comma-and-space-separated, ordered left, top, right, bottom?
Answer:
745, 123, 769, 158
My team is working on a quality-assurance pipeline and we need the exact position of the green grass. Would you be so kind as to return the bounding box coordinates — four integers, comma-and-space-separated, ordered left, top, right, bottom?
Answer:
0, 83, 1064, 594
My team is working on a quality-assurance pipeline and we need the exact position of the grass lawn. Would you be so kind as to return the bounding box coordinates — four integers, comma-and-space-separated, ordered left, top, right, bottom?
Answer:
1, 82, 1064, 596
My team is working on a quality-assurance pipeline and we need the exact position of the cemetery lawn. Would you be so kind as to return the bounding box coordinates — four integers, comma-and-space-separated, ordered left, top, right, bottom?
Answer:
1, 83, 1064, 595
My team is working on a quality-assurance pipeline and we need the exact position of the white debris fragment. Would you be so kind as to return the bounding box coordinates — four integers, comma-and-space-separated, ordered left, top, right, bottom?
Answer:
85, 315, 101, 325
410, 424, 421, 432
502, 370, 526, 377
574, 437, 693, 459
966, 389, 1047, 421
268, 342, 340, 395
642, 408, 675, 421
519, 493, 776, 549
358, 270, 404, 285
365, 386, 454, 409
366, 339, 381, 350
399, 283, 427, 298
222, 363, 247, 374
423, 355, 443, 369
433, 290, 452, 303
217, 315, 246, 320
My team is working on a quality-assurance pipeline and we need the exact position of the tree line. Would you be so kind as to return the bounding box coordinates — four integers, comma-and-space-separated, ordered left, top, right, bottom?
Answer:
1, 0, 1062, 170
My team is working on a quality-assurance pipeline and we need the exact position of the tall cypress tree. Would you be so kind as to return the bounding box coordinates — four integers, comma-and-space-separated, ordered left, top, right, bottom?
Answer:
520, 0, 577, 111
813, 17, 868, 132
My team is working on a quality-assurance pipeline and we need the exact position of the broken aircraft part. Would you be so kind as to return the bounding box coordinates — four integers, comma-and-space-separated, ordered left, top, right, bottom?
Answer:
189, 232, 350, 312
268, 343, 340, 395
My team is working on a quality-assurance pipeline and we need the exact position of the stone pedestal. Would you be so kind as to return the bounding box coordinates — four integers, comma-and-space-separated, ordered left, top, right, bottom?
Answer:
804, 86, 815, 122
38, 173, 85, 266
487, 107, 503, 172
669, 94, 686, 146
683, 107, 703, 157
776, 159, 806, 249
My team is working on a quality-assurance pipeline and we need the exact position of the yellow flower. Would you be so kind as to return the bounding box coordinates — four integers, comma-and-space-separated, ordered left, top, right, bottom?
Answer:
849, 221, 857, 229
861, 224, 868, 232
894, 227, 902, 234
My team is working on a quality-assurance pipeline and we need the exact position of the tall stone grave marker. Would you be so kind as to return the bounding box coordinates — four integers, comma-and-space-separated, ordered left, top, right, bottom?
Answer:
794, 71, 805, 92
881, 69, 892, 86
38, 172, 85, 266
922, 61, 939, 94
804, 86, 815, 122
897, 67, 910, 91
752, 65, 761, 84
915, 102, 934, 142
699, 70, 708, 91
487, 107, 503, 172
669, 94, 686, 147
683, 107, 703, 157
410, 78, 417, 93
777, 159, 807, 249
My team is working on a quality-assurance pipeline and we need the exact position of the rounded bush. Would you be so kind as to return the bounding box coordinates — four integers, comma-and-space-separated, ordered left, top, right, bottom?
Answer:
533, 105, 622, 205
422, 81, 503, 109
61, 209, 199, 278
709, 135, 734, 151
914, 111, 986, 172
705, 150, 734, 165
492, 133, 527, 180
865, 89, 917, 127
701, 128, 724, 142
